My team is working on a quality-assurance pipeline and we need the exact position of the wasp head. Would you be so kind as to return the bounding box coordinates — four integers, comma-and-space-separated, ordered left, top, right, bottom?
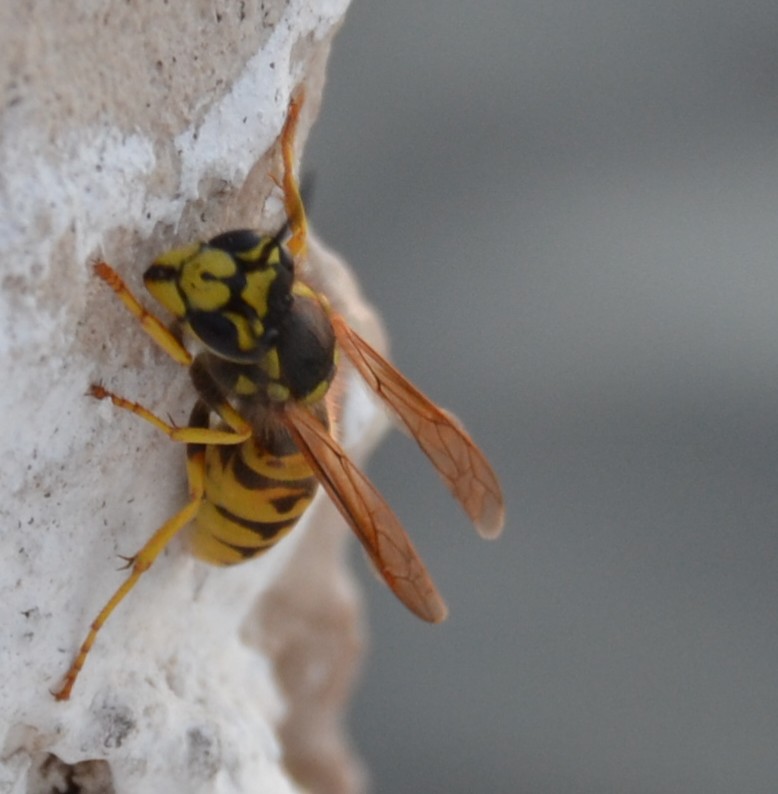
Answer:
144, 229, 294, 364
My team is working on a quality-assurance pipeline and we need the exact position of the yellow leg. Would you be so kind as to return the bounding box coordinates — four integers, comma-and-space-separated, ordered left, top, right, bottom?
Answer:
280, 91, 309, 262
94, 261, 192, 367
53, 446, 207, 701
90, 384, 251, 445
93, 262, 253, 440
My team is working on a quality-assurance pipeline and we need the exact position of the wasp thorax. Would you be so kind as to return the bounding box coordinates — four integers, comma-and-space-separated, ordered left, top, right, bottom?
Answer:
272, 285, 336, 403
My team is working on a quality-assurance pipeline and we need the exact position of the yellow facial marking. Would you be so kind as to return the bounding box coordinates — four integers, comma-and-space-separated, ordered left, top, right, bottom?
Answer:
223, 311, 257, 352
241, 268, 276, 318
145, 278, 187, 318
180, 250, 235, 311
153, 242, 201, 268
234, 239, 273, 263
145, 243, 205, 318
234, 240, 281, 267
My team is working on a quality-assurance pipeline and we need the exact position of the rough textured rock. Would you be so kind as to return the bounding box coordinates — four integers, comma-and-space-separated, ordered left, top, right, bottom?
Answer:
0, 2, 385, 792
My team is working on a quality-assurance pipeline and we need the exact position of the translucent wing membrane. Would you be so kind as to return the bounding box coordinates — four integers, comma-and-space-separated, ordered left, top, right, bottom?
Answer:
332, 314, 505, 539
283, 401, 448, 623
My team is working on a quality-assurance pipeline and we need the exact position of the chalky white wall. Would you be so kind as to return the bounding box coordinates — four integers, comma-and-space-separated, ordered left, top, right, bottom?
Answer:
0, 3, 386, 793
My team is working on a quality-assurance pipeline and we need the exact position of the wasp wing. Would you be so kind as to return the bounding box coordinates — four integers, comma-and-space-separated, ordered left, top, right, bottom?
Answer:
332, 315, 505, 539
282, 401, 448, 623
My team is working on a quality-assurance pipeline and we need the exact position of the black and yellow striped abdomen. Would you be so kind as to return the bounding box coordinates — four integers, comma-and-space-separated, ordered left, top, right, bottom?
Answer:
188, 433, 318, 566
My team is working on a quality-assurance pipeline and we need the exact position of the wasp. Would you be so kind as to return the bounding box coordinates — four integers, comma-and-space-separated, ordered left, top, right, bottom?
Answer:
53, 91, 504, 701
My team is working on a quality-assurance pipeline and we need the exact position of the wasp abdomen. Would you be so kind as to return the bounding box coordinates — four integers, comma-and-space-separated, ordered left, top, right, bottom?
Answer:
189, 438, 318, 565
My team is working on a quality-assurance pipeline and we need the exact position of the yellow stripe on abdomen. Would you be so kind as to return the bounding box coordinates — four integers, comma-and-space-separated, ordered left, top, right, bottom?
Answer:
188, 440, 317, 565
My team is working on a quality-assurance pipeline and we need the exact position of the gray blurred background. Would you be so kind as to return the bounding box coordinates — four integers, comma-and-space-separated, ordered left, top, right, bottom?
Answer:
306, 2, 778, 792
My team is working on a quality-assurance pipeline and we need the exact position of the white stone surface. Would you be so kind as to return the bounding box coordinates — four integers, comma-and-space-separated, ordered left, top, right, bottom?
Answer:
0, 2, 387, 792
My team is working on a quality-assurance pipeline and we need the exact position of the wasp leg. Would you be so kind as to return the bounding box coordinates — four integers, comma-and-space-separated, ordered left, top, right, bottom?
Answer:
186, 356, 261, 443
280, 90, 309, 262
94, 261, 192, 367
89, 384, 250, 445
53, 403, 211, 701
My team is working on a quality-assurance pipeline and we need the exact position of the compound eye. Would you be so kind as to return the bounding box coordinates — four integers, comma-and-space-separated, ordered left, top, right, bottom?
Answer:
186, 310, 247, 359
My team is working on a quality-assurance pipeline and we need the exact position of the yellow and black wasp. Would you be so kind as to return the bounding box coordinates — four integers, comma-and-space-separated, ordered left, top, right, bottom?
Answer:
53, 91, 504, 700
